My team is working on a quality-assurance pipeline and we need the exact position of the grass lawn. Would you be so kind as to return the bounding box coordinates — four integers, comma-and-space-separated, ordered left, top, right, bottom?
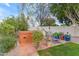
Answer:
38, 42, 79, 56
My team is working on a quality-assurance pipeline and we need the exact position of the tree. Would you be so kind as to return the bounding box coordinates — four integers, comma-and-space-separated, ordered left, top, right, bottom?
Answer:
41, 18, 57, 26
24, 3, 39, 27
17, 3, 28, 31
20, 3, 54, 27
36, 3, 51, 26
50, 3, 79, 26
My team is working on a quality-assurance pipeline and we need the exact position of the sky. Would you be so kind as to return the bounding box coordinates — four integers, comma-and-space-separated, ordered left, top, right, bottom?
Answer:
0, 3, 19, 20
0, 3, 41, 27
0, 3, 37, 21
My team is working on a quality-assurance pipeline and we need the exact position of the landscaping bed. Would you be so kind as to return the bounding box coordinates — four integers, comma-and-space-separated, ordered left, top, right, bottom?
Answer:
38, 42, 79, 56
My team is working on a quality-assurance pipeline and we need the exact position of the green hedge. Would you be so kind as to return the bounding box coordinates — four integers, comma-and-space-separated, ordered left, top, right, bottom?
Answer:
0, 35, 16, 53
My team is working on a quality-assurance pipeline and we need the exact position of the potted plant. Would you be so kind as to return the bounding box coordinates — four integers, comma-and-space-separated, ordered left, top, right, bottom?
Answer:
52, 32, 59, 41
64, 32, 71, 41
59, 32, 64, 40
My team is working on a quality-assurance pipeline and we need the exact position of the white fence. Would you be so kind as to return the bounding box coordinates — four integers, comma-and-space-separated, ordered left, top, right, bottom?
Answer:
28, 26, 79, 37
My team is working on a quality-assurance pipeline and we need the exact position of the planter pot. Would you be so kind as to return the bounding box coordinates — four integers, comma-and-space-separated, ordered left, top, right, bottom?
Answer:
18, 31, 32, 47
52, 36, 59, 40
64, 35, 71, 41
60, 34, 64, 40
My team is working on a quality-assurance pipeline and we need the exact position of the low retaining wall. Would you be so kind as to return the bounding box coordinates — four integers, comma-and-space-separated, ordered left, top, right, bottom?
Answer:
28, 26, 79, 37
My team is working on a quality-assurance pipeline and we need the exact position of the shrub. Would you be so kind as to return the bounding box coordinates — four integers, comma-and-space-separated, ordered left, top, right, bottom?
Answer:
0, 35, 16, 53
0, 16, 28, 36
32, 31, 43, 49
58, 32, 64, 37
58, 32, 63, 36
52, 32, 64, 37
52, 32, 59, 37
0, 23, 15, 35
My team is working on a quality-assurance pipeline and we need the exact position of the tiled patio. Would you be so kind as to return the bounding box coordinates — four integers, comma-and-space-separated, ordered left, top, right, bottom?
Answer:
3, 37, 79, 56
